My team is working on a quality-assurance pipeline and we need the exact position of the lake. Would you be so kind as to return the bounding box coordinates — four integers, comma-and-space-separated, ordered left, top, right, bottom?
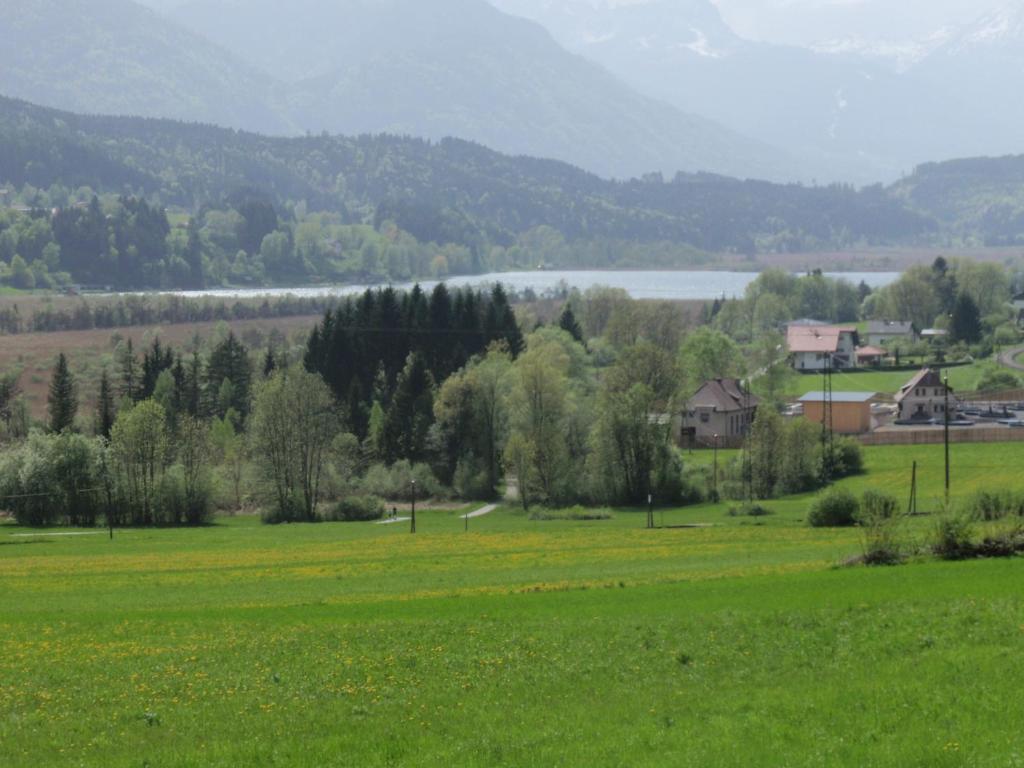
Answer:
155, 269, 900, 302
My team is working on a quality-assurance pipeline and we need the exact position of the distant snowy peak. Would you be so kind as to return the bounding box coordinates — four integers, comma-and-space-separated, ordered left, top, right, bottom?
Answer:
812, 29, 953, 71
941, 2, 1024, 55
490, 0, 740, 57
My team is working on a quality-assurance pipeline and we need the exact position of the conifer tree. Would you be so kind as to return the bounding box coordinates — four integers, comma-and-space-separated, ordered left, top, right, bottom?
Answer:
95, 368, 116, 439
558, 304, 584, 344
48, 352, 78, 433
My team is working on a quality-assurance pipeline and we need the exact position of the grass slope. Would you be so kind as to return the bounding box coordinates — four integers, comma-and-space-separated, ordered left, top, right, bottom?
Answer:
2, 445, 1023, 766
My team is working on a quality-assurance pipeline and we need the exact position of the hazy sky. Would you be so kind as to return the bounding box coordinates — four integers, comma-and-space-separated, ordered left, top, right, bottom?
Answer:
714, 0, 1010, 44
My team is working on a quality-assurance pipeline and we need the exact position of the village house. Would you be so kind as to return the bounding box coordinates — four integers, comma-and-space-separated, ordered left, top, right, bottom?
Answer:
798, 391, 875, 434
679, 378, 759, 446
855, 345, 885, 367
895, 368, 952, 422
786, 323, 859, 371
865, 320, 918, 348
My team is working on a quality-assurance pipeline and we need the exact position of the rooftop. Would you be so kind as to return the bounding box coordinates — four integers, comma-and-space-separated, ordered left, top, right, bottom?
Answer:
786, 324, 857, 354
866, 320, 915, 335
688, 378, 760, 413
798, 391, 876, 404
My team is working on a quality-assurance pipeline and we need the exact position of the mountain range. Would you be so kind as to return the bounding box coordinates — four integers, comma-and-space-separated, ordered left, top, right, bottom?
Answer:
0, 0, 795, 183
490, 0, 1024, 183
4, 0, 1024, 190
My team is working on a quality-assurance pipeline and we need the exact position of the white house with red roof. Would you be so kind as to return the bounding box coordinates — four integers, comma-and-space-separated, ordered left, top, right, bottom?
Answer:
786, 323, 859, 371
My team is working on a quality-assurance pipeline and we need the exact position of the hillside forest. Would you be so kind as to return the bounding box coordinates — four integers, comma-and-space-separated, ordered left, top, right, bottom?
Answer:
5, 97, 1024, 290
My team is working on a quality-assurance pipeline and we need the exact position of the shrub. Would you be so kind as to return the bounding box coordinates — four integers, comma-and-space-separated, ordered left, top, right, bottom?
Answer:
807, 487, 859, 527
962, 490, 1024, 522
832, 437, 864, 478
260, 493, 306, 525
932, 515, 976, 560
360, 461, 446, 501
859, 490, 899, 522
528, 506, 613, 521
975, 525, 1024, 558
324, 495, 385, 522
857, 490, 903, 565
727, 503, 772, 517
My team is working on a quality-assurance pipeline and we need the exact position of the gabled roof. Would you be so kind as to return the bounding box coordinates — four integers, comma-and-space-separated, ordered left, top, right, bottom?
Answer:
688, 378, 759, 413
786, 324, 857, 354
896, 368, 949, 401
856, 345, 886, 357
799, 391, 876, 404
866, 320, 915, 335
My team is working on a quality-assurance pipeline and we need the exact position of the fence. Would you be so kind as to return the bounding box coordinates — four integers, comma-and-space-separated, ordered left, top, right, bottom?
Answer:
858, 427, 1024, 446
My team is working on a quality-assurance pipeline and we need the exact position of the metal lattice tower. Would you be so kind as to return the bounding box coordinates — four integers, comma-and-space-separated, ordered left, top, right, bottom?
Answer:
820, 354, 835, 483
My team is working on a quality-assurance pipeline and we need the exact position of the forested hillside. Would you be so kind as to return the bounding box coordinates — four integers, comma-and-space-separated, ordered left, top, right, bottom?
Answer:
891, 156, 1024, 246
0, 96, 950, 289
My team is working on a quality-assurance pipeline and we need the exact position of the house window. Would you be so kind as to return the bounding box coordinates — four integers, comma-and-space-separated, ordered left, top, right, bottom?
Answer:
700, 412, 709, 423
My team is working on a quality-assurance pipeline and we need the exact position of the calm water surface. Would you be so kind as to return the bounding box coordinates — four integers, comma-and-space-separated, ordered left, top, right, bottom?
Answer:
156, 270, 900, 302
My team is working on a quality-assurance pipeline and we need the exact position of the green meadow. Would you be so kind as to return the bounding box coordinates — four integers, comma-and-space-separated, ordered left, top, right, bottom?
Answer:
783, 363, 989, 398
2, 443, 1023, 767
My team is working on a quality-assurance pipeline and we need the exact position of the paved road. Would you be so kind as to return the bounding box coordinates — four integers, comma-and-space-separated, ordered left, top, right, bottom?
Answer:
461, 503, 498, 520
998, 345, 1024, 371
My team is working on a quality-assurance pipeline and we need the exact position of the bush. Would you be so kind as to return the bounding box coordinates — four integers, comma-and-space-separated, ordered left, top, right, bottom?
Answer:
528, 506, 613, 521
727, 503, 772, 517
807, 487, 859, 527
859, 490, 899, 522
360, 461, 446, 501
962, 490, 1024, 522
260, 493, 306, 525
932, 515, 976, 560
857, 490, 903, 565
324, 495, 385, 522
975, 526, 1024, 558
453, 459, 494, 501
831, 437, 864, 478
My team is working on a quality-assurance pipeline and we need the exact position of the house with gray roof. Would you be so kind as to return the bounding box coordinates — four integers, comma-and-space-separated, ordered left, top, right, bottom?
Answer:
680, 378, 759, 445
866, 321, 918, 348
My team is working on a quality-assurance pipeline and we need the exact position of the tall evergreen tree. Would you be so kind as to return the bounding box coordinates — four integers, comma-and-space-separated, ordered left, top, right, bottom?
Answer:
384, 352, 435, 463
119, 339, 138, 401
951, 292, 982, 344
95, 368, 116, 439
206, 333, 252, 418
558, 304, 584, 344
48, 353, 78, 433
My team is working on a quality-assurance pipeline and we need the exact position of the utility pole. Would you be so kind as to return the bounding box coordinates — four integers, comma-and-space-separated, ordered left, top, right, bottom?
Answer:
944, 374, 950, 504
712, 433, 719, 502
410, 478, 417, 534
647, 491, 653, 530
908, 461, 917, 516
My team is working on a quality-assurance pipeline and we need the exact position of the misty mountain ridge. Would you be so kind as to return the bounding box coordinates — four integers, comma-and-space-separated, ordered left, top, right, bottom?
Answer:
491, 0, 1024, 183
0, 0, 798, 184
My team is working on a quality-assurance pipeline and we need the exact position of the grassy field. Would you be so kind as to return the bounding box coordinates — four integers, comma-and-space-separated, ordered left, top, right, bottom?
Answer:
2, 444, 1024, 766
783, 363, 989, 398
0, 315, 320, 419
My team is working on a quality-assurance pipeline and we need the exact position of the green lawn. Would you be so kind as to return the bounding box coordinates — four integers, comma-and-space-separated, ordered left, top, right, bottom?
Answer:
1, 447, 1023, 767
783, 362, 988, 398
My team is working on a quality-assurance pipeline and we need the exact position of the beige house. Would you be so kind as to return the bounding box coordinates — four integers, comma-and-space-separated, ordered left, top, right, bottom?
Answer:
896, 368, 952, 422
680, 378, 759, 446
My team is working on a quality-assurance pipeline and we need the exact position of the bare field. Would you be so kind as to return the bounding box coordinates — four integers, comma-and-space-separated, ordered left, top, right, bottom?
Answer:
0, 315, 321, 419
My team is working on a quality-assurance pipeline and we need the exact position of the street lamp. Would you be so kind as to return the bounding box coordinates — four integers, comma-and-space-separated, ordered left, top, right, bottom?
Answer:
410, 478, 417, 534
